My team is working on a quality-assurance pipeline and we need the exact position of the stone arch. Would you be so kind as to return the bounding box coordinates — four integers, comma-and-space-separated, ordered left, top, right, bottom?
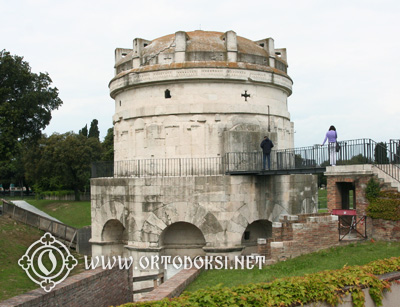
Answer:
101, 219, 127, 257
160, 222, 206, 258
102, 219, 127, 242
241, 219, 272, 255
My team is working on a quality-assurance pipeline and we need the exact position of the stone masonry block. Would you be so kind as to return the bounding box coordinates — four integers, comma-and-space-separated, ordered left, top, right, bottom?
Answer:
271, 242, 284, 248
292, 223, 304, 230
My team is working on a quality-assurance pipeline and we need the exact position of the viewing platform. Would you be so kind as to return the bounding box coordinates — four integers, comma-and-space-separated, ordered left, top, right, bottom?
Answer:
92, 138, 399, 184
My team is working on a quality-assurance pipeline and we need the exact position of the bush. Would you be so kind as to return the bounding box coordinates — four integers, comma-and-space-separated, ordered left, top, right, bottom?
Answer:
35, 190, 76, 199
365, 178, 381, 201
367, 191, 400, 220
120, 257, 400, 307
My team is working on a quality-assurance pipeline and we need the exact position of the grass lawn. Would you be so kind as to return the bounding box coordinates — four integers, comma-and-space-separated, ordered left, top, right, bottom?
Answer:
185, 241, 400, 292
318, 188, 327, 210
23, 199, 91, 228
0, 215, 86, 302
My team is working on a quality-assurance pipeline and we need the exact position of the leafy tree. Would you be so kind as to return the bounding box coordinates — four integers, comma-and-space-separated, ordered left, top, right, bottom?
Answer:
339, 154, 372, 165
0, 50, 62, 160
374, 142, 389, 164
88, 119, 100, 140
24, 132, 102, 200
101, 127, 114, 161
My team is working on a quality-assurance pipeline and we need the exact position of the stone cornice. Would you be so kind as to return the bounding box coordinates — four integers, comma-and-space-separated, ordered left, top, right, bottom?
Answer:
109, 66, 292, 98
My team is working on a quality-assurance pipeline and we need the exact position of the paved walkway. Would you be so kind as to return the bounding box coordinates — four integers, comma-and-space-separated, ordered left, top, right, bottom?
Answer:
11, 200, 62, 223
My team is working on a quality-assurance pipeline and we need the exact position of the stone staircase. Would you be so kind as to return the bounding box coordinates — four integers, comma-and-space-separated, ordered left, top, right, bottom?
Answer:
372, 165, 400, 192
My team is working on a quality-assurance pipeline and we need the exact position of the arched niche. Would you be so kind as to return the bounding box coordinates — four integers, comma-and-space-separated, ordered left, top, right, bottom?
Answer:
102, 219, 127, 243
241, 219, 272, 255
160, 222, 206, 258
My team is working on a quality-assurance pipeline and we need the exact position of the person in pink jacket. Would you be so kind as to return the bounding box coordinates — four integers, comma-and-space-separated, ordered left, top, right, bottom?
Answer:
322, 125, 338, 166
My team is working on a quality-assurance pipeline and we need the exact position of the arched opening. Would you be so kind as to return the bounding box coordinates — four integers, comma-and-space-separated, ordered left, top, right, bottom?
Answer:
160, 222, 206, 258
241, 220, 272, 255
101, 219, 127, 256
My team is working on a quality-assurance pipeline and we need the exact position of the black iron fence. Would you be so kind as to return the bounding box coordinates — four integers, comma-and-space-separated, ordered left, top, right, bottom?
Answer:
91, 139, 400, 183
92, 157, 224, 178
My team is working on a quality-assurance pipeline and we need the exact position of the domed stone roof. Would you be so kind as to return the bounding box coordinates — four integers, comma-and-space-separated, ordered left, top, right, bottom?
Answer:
113, 30, 288, 77
142, 30, 268, 58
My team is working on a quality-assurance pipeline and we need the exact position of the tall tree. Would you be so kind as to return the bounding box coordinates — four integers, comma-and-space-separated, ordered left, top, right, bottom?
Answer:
0, 50, 62, 160
88, 119, 100, 140
101, 127, 114, 161
375, 142, 389, 164
79, 124, 88, 137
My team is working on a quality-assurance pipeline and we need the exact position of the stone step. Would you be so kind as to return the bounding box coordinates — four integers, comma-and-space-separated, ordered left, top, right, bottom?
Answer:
372, 166, 400, 192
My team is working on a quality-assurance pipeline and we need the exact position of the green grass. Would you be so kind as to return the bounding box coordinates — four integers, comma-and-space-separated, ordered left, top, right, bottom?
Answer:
318, 189, 354, 212
185, 241, 400, 292
0, 215, 86, 301
26, 200, 91, 228
318, 188, 327, 210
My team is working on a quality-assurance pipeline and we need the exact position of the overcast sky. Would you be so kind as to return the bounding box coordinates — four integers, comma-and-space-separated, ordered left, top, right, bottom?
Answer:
1, 0, 399, 148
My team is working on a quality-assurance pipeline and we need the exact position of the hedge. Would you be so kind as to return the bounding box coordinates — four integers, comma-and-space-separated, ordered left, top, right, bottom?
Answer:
367, 191, 400, 220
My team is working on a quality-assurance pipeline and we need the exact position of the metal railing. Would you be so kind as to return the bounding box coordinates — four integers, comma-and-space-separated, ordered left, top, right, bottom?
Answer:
225, 139, 377, 172
91, 139, 399, 184
92, 157, 224, 178
389, 139, 400, 164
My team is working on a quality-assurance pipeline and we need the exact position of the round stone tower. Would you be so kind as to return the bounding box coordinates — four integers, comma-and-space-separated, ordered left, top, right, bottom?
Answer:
109, 30, 294, 161
91, 31, 317, 291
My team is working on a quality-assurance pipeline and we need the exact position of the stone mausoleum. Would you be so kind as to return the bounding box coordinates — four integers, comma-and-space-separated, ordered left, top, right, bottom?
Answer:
90, 30, 318, 269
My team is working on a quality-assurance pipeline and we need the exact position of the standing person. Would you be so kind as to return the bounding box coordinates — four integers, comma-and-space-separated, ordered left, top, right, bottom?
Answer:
322, 125, 338, 166
260, 136, 274, 170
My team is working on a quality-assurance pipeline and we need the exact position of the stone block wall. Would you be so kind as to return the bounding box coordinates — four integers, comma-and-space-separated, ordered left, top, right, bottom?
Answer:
0, 266, 132, 307
371, 219, 400, 241
91, 173, 318, 258
268, 214, 339, 261
138, 267, 202, 302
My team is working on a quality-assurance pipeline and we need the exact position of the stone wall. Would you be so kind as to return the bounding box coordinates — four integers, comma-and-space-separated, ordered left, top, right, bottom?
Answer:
268, 213, 339, 261
90, 173, 318, 271
0, 266, 132, 307
138, 267, 202, 302
371, 219, 400, 241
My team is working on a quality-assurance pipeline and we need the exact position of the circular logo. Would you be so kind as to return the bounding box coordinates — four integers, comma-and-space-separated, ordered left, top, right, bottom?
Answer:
18, 232, 78, 292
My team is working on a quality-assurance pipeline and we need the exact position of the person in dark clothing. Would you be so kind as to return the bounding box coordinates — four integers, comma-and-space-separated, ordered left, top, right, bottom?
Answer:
260, 136, 274, 170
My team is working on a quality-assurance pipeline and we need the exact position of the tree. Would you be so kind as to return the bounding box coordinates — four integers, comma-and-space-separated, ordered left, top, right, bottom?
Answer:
0, 50, 62, 160
24, 132, 102, 200
101, 127, 114, 161
79, 124, 88, 137
88, 119, 100, 140
375, 142, 389, 164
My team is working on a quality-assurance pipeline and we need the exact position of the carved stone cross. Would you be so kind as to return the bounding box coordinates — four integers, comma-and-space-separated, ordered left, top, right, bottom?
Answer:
241, 90, 250, 101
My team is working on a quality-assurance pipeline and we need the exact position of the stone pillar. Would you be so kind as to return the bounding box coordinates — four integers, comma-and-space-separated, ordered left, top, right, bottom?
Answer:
225, 30, 237, 62
275, 48, 287, 62
272, 221, 283, 241
132, 38, 150, 68
267, 38, 275, 68
174, 31, 187, 62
